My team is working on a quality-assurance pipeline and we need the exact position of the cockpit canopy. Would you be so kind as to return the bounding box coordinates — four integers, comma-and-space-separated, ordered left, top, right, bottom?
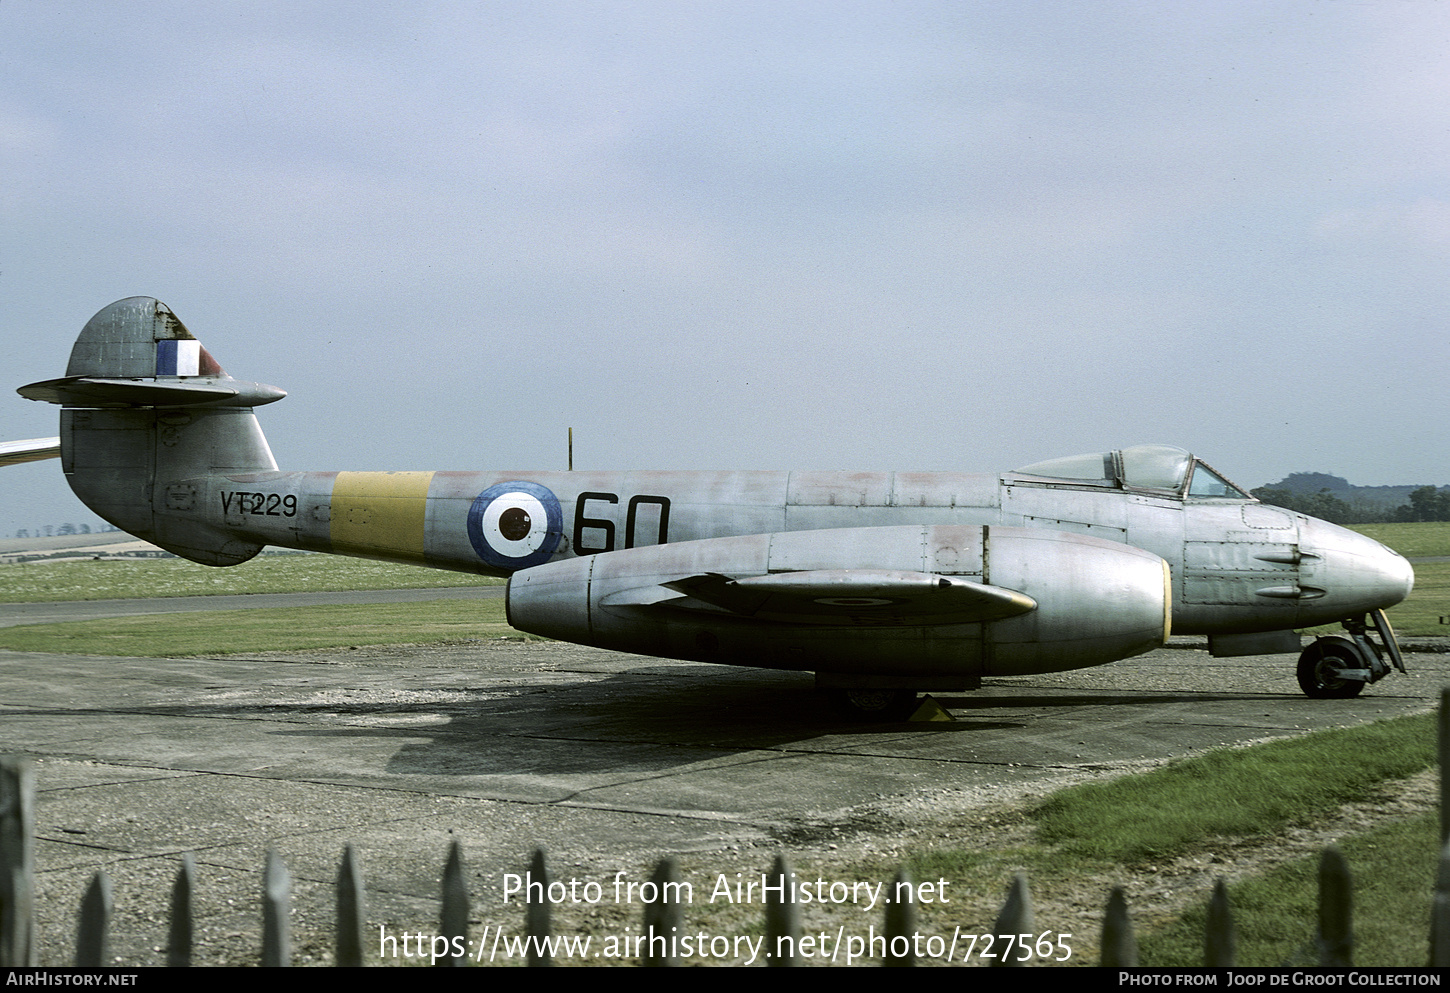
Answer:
1014, 444, 1251, 499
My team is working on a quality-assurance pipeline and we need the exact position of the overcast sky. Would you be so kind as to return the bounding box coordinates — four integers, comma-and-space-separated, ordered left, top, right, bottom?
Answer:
3, 1, 1447, 536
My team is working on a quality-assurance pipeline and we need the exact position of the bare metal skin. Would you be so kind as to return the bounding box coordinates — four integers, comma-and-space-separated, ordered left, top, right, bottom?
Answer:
14, 299, 1413, 715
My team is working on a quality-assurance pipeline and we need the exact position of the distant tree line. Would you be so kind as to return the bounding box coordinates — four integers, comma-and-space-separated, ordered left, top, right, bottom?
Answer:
10, 523, 118, 539
1251, 484, 1450, 525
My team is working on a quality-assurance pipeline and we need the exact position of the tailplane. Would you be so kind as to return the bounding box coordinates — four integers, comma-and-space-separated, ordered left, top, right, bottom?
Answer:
18, 298, 286, 565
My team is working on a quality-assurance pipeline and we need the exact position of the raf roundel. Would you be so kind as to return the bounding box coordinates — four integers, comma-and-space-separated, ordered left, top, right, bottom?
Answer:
466, 481, 563, 570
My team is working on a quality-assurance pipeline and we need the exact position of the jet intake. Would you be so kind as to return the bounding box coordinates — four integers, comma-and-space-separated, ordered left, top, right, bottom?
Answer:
507, 525, 1169, 680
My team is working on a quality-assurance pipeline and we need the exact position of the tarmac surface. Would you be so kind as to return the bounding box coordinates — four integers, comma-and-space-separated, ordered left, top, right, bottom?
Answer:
0, 592, 1445, 965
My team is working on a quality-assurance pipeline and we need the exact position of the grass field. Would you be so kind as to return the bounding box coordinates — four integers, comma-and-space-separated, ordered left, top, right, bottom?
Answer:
1137, 811, 1436, 967
909, 713, 1439, 966
0, 553, 502, 603
1377, 560, 1450, 636
0, 553, 514, 654
1350, 521, 1450, 559
1033, 713, 1435, 862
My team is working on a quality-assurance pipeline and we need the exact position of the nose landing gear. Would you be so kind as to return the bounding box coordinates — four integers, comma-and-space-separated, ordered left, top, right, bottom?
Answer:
1296, 610, 1405, 699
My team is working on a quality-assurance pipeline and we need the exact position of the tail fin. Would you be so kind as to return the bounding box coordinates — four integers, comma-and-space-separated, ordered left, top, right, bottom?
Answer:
18, 297, 287, 565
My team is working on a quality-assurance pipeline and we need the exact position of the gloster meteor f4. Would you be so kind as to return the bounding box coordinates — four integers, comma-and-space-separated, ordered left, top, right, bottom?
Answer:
14, 299, 1414, 717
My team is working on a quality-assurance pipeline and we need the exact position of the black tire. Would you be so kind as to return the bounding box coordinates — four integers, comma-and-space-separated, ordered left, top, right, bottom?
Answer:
1297, 637, 1366, 699
828, 688, 920, 722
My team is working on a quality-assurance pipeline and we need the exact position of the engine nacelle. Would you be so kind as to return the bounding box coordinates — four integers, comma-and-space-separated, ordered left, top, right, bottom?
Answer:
507, 525, 1170, 684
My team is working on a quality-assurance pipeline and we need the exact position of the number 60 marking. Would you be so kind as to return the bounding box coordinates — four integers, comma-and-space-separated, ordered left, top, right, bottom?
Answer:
573, 492, 671, 554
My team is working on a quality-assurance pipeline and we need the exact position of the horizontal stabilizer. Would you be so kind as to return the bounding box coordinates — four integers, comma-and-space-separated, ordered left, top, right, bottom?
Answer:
18, 376, 285, 408
634, 569, 1037, 626
0, 436, 61, 467
17, 298, 285, 410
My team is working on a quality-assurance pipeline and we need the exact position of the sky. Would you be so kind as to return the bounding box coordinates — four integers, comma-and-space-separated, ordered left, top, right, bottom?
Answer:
2, 1, 1447, 536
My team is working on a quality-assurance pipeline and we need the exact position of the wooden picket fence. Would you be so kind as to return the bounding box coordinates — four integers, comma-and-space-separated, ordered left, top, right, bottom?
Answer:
3, 691, 1450, 966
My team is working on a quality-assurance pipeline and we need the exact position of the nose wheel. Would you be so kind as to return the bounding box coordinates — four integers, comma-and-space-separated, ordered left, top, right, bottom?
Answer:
1296, 637, 1367, 698
1296, 611, 1404, 699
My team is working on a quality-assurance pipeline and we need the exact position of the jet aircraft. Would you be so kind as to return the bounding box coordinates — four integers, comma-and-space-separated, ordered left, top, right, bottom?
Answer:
12, 298, 1414, 718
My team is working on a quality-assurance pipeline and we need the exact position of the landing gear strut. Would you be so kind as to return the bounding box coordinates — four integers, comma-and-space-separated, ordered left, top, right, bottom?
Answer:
1296, 609, 1405, 699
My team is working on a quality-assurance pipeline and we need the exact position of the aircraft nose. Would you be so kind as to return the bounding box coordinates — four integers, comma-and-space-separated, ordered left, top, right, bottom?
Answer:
1301, 518, 1414, 612
1361, 540, 1415, 608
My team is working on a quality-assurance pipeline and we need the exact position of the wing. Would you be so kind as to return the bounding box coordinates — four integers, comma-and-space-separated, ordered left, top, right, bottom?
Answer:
0, 437, 61, 467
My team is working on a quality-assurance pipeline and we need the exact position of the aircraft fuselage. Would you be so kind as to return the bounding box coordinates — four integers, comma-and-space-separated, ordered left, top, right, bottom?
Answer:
171, 464, 1409, 638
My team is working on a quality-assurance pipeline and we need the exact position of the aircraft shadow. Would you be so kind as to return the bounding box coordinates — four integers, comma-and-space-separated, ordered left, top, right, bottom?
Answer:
0, 664, 1297, 785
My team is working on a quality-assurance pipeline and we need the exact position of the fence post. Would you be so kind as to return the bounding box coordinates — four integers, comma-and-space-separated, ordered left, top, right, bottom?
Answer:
1101, 886, 1137, 966
1204, 878, 1235, 966
991, 872, 1033, 967
1317, 847, 1351, 966
884, 867, 916, 966
641, 857, 683, 967
1441, 688, 1449, 846
262, 850, 291, 967
0, 757, 34, 966
526, 848, 551, 967
336, 845, 365, 967
765, 854, 799, 967
75, 871, 112, 967
1431, 840, 1450, 967
439, 840, 469, 967
1434, 687, 1449, 967
168, 854, 194, 967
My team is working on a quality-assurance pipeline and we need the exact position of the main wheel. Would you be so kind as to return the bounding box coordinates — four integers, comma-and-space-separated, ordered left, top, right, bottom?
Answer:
1297, 637, 1366, 699
828, 688, 920, 722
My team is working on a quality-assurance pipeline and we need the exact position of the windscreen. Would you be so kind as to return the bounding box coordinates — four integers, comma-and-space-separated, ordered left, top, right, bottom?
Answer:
1187, 462, 1251, 499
